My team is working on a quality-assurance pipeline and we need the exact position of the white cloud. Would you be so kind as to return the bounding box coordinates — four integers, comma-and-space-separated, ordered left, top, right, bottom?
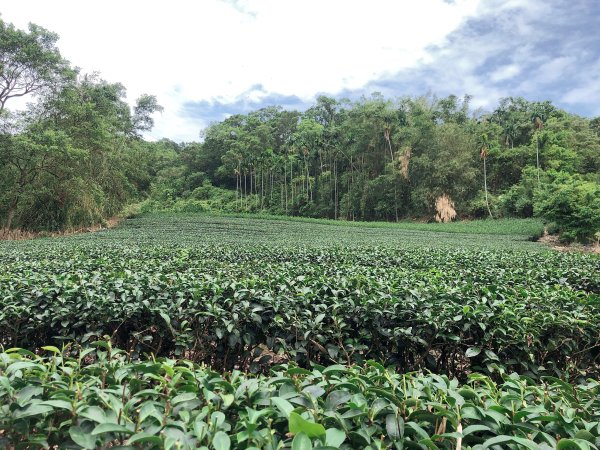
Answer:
561, 58, 600, 114
391, 0, 600, 115
490, 64, 521, 83
562, 84, 600, 107
1, 0, 481, 141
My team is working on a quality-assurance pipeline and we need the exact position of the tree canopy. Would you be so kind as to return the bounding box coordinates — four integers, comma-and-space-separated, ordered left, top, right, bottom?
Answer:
0, 18, 72, 113
0, 19, 161, 233
1, 18, 598, 242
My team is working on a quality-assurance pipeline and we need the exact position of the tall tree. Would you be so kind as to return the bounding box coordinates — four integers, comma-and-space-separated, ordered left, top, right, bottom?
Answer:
532, 115, 544, 187
0, 18, 72, 113
131, 94, 164, 137
477, 131, 494, 219
0, 125, 77, 231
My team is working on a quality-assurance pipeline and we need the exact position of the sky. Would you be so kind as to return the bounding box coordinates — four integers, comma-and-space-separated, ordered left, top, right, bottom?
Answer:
1, 0, 599, 142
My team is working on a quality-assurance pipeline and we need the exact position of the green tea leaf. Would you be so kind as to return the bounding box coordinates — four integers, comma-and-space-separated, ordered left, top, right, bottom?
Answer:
557, 439, 594, 450
41, 346, 62, 354
91, 423, 134, 435
292, 432, 313, 450
466, 347, 482, 358
386, 414, 405, 440
482, 435, 541, 450
172, 391, 197, 404
13, 403, 53, 419
271, 396, 295, 418
289, 412, 326, 438
212, 431, 231, 450
126, 432, 163, 445
69, 426, 96, 449
325, 428, 346, 447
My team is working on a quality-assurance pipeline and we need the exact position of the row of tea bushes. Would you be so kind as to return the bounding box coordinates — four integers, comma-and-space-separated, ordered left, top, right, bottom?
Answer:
1, 244, 599, 378
1, 346, 599, 449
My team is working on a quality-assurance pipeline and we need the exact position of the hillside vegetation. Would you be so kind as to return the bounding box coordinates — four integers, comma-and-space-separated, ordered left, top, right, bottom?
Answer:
1, 18, 599, 242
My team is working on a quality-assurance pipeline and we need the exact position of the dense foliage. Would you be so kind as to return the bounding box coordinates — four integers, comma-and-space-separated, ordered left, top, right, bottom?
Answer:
2, 13, 599, 450
1, 214, 599, 448
0, 17, 161, 234
1, 215, 598, 380
534, 172, 600, 242
1, 346, 600, 450
144, 96, 600, 241
2, 18, 599, 241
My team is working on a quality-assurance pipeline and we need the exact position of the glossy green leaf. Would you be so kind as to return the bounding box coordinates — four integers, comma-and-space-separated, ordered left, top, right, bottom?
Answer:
292, 432, 313, 450
289, 412, 326, 438
69, 426, 96, 449
91, 423, 134, 435
325, 428, 346, 447
212, 431, 231, 450
466, 347, 482, 358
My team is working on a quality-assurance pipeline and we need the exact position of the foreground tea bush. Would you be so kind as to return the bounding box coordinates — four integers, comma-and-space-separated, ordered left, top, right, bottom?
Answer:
1, 346, 599, 450
1, 241, 599, 379
1, 214, 599, 449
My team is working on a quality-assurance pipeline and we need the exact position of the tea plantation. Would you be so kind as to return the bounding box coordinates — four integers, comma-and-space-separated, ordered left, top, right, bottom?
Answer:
1, 214, 599, 449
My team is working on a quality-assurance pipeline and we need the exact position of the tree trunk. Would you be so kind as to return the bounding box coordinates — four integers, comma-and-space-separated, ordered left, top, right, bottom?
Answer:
290, 160, 294, 209
483, 157, 493, 219
394, 184, 399, 222
350, 155, 354, 220
384, 128, 394, 161
334, 158, 338, 220
536, 133, 541, 188
3, 197, 19, 233
284, 164, 288, 213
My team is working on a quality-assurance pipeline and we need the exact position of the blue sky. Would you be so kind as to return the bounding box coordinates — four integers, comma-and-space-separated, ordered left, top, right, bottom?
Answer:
2, 0, 599, 141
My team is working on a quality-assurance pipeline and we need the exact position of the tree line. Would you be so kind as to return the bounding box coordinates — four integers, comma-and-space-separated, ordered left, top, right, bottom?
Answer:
148, 95, 599, 241
0, 17, 161, 233
1, 18, 599, 242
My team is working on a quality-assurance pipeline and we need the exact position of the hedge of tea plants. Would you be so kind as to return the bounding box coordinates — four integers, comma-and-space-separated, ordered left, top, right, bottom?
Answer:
1, 214, 599, 448
1, 346, 599, 450
1, 241, 598, 379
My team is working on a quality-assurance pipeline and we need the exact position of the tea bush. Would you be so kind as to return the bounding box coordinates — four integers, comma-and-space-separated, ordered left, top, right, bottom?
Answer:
1, 347, 599, 450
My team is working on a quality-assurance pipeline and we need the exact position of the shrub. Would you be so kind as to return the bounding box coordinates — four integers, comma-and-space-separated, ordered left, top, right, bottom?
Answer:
535, 171, 600, 243
498, 166, 539, 218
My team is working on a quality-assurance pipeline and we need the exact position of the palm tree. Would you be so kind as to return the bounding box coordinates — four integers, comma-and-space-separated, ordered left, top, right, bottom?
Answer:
478, 132, 494, 219
532, 116, 544, 188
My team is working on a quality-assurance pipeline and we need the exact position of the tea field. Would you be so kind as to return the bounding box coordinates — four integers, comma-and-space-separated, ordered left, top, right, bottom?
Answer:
7, 213, 548, 249
1, 213, 599, 449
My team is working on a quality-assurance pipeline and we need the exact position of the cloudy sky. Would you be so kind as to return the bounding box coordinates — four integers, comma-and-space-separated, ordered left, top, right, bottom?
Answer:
2, 0, 599, 141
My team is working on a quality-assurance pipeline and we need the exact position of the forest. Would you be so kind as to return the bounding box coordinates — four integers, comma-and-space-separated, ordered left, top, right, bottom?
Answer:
1, 17, 599, 242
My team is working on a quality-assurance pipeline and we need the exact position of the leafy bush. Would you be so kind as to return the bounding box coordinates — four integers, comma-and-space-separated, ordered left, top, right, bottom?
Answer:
171, 199, 211, 213
189, 183, 236, 203
1, 347, 599, 450
120, 201, 144, 219
535, 172, 600, 242
498, 166, 539, 218
1, 222, 598, 378
142, 181, 266, 214
466, 191, 499, 219
1, 213, 598, 449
